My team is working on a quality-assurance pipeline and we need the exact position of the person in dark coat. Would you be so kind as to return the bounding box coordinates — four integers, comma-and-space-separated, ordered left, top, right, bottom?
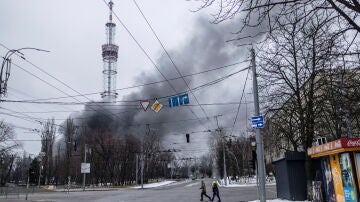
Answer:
200, 180, 212, 201
211, 180, 221, 202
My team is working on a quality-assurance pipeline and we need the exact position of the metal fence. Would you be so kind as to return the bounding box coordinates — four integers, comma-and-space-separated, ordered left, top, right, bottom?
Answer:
0, 186, 42, 200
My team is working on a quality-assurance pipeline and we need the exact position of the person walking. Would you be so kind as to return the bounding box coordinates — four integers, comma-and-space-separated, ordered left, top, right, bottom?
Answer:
200, 180, 212, 201
211, 180, 221, 202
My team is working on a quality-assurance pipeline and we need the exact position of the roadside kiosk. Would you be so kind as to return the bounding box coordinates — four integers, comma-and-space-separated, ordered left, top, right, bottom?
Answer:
308, 138, 360, 202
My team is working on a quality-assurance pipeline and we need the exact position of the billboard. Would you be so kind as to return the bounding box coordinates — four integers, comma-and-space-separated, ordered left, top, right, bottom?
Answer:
355, 153, 360, 191
323, 157, 336, 202
330, 154, 345, 202
339, 153, 357, 202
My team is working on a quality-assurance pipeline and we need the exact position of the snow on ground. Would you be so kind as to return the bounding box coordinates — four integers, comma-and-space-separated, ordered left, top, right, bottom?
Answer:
217, 176, 276, 188
221, 183, 276, 188
132, 180, 176, 189
185, 182, 200, 187
249, 199, 309, 202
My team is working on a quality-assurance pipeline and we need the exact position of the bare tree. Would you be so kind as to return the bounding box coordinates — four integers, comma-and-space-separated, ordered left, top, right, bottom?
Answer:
316, 66, 360, 139
257, 8, 345, 197
0, 120, 18, 185
59, 118, 76, 183
199, 0, 360, 33
40, 118, 56, 185
0, 120, 17, 155
199, 154, 213, 177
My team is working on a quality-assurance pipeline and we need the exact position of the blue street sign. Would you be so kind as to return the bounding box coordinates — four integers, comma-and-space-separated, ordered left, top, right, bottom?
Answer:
251, 115, 265, 129
169, 93, 189, 108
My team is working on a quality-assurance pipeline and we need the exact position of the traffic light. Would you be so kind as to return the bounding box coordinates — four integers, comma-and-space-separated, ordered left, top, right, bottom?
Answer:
73, 141, 77, 152
248, 159, 255, 169
228, 138, 232, 148
186, 134, 190, 143
252, 150, 257, 161
249, 150, 257, 169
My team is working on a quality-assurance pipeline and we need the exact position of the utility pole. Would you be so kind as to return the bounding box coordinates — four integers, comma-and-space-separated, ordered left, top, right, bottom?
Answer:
215, 115, 227, 186
170, 161, 174, 179
141, 152, 144, 189
38, 162, 41, 188
37, 152, 45, 188
135, 154, 138, 185
1, 47, 49, 97
82, 144, 87, 191
26, 169, 30, 200
140, 124, 150, 189
222, 139, 227, 186
251, 47, 266, 202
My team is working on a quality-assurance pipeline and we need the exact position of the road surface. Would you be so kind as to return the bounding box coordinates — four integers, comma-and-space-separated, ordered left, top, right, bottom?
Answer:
1, 180, 277, 202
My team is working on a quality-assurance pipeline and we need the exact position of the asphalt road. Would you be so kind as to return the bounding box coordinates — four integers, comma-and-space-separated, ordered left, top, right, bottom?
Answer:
1, 180, 277, 202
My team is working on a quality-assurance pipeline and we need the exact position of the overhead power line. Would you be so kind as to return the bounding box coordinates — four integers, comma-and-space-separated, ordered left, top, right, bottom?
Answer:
133, 0, 211, 123
230, 68, 251, 137
1, 66, 249, 105
10, 60, 249, 102
0, 43, 128, 123
102, 0, 209, 130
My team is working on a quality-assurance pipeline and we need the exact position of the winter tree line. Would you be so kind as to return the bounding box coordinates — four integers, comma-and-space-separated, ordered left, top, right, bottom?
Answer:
0, 112, 258, 187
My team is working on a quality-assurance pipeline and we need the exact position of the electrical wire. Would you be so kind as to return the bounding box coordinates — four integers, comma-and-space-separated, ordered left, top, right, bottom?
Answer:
102, 0, 210, 130
0, 43, 128, 122
133, 0, 211, 123
10, 60, 249, 102
229, 68, 250, 137
1, 66, 249, 105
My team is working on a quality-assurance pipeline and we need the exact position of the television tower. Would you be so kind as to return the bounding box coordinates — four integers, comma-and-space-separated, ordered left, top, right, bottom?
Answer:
101, 0, 118, 102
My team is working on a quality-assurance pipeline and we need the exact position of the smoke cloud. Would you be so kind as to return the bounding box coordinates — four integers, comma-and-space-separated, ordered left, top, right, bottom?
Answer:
73, 16, 263, 157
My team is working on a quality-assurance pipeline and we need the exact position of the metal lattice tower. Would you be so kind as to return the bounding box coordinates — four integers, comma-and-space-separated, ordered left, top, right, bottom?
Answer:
101, 0, 118, 102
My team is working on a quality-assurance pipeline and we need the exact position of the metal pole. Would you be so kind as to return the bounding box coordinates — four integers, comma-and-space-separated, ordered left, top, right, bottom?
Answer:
82, 144, 87, 191
26, 170, 30, 200
227, 150, 240, 176
141, 153, 144, 189
135, 154, 138, 185
38, 162, 41, 188
222, 139, 227, 186
141, 129, 145, 189
215, 116, 227, 185
251, 48, 266, 202
170, 161, 173, 179
1, 48, 49, 97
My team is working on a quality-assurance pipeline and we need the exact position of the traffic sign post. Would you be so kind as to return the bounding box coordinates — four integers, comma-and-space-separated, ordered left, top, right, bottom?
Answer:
151, 100, 163, 112
168, 93, 189, 108
251, 115, 265, 128
81, 163, 90, 174
251, 48, 266, 202
140, 100, 150, 111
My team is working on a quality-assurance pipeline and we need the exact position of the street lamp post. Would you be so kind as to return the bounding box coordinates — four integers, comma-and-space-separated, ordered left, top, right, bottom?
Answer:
37, 152, 45, 188
222, 135, 227, 186
0, 47, 49, 97
25, 153, 35, 200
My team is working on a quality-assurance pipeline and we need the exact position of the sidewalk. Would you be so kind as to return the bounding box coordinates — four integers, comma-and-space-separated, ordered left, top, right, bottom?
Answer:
54, 187, 120, 192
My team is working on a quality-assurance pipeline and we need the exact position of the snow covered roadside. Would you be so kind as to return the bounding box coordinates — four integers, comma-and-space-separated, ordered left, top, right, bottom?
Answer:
220, 183, 276, 188
249, 199, 309, 202
132, 180, 176, 189
217, 176, 276, 188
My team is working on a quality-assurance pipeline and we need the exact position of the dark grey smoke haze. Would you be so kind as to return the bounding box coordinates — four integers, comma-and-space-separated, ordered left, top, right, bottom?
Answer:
76, 17, 260, 157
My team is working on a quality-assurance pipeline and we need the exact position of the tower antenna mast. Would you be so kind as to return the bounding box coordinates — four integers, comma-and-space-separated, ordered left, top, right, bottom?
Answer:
101, 0, 118, 102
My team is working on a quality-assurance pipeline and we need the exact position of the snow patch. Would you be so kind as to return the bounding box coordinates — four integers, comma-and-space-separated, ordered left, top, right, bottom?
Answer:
132, 180, 176, 189
249, 199, 309, 202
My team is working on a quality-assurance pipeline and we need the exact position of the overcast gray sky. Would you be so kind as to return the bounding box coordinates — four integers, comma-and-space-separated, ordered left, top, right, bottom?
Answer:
0, 0, 257, 156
